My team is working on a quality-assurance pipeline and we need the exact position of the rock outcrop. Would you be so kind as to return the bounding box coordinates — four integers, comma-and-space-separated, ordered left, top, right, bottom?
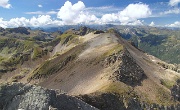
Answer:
104, 51, 123, 66
112, 49, 146, 86
0, 83, 98, 110
78, 92, 180, 110
7, 27, 30, 35
93, 30, 104, 34
171, 80, 180, 101
77, 92, 126, 110
78, 26, 94, 36
64, 26, 94, 36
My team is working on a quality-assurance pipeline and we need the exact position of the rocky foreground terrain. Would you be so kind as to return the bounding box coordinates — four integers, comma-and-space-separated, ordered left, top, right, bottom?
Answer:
0, 82, 98, 110
0, 27, 180, 110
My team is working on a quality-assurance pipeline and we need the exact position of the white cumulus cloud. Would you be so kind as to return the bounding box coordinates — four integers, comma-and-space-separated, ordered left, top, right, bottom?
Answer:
0, 0, 11, 9
167, 21, 180, 27
7, 17, 30, 27
30, 15, 53, 27
57, 1, 85, 23
118, 3, 151, 24
121, 20, 144, 26
0, 15, 63, 28
57, 1, 98, 24
0, 18, 8, 27
169, 0, 180, 6
101, 3, 151, 25
101, 13, 118, 23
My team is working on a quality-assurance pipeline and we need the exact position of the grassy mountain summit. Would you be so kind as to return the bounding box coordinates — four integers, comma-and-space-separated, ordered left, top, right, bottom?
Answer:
0, 26, 180, 109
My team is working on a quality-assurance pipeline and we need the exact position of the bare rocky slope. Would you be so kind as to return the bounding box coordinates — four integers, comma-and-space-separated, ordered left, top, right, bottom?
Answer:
0, 27, 180, 110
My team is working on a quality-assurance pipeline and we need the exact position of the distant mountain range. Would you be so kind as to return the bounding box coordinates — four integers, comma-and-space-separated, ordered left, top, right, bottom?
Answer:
114, 26, 180, 64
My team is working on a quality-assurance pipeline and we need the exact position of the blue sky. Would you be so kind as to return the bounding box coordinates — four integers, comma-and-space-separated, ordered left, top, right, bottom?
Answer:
0, 0, 180, 28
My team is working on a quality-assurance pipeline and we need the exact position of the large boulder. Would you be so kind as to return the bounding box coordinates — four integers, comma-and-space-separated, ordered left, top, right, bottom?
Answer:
0, 83, 98, 110
113, 49, 147, 86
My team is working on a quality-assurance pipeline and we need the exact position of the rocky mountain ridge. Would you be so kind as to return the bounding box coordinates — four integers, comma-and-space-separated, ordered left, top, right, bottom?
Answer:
0, 26, 180, 110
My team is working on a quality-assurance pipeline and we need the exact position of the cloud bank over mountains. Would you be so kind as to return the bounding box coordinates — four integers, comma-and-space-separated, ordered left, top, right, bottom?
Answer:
0, 1, 152, 28
0, 0, 180, 28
